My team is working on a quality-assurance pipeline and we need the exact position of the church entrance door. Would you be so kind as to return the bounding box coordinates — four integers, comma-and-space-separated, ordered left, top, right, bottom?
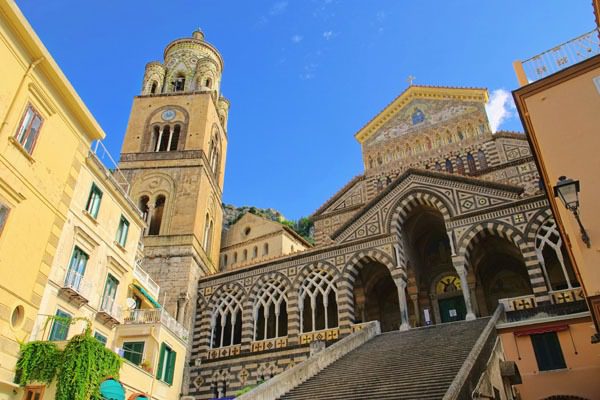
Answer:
438, 295, 466, 323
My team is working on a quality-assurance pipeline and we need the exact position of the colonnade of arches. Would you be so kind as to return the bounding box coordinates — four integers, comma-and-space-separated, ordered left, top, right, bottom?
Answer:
205, 195, 579, 351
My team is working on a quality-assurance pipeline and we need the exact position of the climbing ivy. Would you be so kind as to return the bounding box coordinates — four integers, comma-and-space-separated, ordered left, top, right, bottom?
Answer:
14, 341, 61, 385
15, 318, 122, 400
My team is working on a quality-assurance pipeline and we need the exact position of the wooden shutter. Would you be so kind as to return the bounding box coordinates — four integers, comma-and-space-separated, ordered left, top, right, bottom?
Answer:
166, 349, 177, 385
156, 343, 166, 380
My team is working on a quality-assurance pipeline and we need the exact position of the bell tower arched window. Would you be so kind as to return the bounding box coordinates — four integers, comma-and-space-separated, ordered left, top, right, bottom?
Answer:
152, 124, 181, 152
148, 195, 165, 236
173, 75, 185, 92
150, 81, 158, 94
139, 196, 150, 232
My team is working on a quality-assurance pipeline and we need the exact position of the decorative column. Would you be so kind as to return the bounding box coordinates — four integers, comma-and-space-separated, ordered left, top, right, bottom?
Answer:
453, 256, 476, 321
394, 277, 411, 331
410, 294, 420, 326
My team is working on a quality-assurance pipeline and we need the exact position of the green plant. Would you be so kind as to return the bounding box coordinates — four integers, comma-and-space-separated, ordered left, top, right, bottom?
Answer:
14, 341, 61, 385
140, 359, 152, 373
15, 317, 123, 400
55, 329, 122, 400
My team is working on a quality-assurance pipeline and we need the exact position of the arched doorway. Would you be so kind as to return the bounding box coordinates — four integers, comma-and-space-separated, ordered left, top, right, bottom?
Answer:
470, 235, 532, 315
401, 205, 461, 325
352, 261, 400, 332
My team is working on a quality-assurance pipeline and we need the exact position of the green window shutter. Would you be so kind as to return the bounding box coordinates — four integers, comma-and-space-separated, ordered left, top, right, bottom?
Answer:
123, 341, 145, 365
156, 343, 166, 380
166, 349, 177, 385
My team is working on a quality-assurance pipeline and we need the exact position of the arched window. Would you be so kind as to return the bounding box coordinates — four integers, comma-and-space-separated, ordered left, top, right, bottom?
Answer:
156, 125, 170, 152
233, 252, 238, 264
169, 125, 180, 151
252, 246, 258, 259
456, 156, 465, 174
445, 159, 453, 173
536, 219, 579, 290
434, 161, 442, 171
254, 279, 288, 341
457, 129, 464, 141
205, 78, 212, 89
223, 254, 228, 267
299, 269, 338, 333
243, 249, 248, 261
263, 243, 269, 256
208, 134, 221, 176
148, 195, 165, 235
150, 81, 158, 94
424, 137, 432, 150
210, 289, 243, 348
435, 134, 443, 148
138, 196, 150, 227
173, 75, 185, 92
478, 149, 488, 169
467, 152, 476, 173
151, 126, 160, 151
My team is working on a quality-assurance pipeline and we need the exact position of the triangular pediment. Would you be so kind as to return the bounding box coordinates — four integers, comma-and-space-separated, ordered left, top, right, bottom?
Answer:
331, 169, 524, 244
355, 86, 489, 146
312, 176, 366, 219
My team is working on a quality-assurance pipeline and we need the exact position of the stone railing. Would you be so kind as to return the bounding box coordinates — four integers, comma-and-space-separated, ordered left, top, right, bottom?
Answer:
498, 294, 536, 311
514, 27, 600, 85
442, 306, 503, 400
251, 336, 288, 352
237, 321, 381, 400
298, 327, 339, 345
122, 308, 188, 342
206, 344, 242, 360
132, 264, 160, 300
550, 287, 585, 304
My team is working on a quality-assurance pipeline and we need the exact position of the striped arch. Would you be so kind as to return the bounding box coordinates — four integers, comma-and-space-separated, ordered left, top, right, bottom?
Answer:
524, 207, 553, 243
292, 261, 340, 291
246, 272, 292, 342
387, 189, 455, 271
342, 248, 400, 283
208, 282, 246, 348
338, 248, 401, 331
457, 220, 549, 303
192, 292, 210, 356
247, 272, 292, 306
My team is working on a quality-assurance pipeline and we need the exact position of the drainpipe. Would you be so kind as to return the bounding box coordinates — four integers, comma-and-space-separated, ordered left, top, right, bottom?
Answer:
0, 57, 45, 134
148, 326, 159, 399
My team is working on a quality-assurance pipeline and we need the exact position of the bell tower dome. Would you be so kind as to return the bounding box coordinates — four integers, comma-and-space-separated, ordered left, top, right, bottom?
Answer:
141, 29, 224, 100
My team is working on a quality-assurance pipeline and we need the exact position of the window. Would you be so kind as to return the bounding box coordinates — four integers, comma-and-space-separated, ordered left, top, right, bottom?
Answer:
467, 152, 477, 173
456, 156, 465, 174
148, 195, 165, 235
263, 243, 269, 256
123, 341, 145, 366
14, 104, 43, 154
299, 269, 338, 333
173, 76, 185, 92
223, 254, 228, 267
252, 246, 258, 259
254, 279, 288, 341
0, 203, 10, 236
156, 343, 177, 385
233, 252, 238, 263
150, 81, 158, 94
116, 216, 129, 247
535, 219, 579, 290
94, 332, 107, 346
23, 386, 44, 400
210, 289, 243, 348
48, 310, 71, 341
445, 159, 453, 173
65, 246, 88, 290
243, 249, 248, 261
478, 149, 488, 169
85, 184, 103, 218
531, 332, 566, 371
101, 274, 119, 314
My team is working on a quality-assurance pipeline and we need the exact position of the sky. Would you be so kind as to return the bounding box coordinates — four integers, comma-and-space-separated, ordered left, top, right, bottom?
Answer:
15, 1, 595, 220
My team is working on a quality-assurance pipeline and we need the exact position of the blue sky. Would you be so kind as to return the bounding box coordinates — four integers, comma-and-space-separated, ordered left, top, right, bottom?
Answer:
16, 1, 594, 220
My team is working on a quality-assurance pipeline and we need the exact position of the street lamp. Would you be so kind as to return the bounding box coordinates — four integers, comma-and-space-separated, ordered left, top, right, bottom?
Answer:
553, 176, 591, 248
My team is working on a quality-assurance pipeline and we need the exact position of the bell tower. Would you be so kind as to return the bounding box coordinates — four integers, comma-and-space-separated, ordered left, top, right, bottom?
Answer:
118, 30, 229, 330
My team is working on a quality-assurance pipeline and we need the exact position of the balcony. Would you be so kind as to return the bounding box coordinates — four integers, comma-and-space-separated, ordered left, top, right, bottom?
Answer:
132, 263, 160, 300
514, 28, 600, 85
59, 270, 91, 307
122, 308, 188, 342
499, 287, 588, 323
96, 298, 122, 328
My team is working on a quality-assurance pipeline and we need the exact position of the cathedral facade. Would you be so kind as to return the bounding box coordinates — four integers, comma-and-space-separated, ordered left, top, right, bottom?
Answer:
185, 85, 579, 398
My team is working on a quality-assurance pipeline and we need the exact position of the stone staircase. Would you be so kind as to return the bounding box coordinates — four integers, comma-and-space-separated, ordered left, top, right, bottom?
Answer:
278, 318, 491, 400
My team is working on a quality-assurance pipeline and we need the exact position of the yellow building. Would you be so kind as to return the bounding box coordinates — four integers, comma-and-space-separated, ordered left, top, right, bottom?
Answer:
26, 142, 188, 400
220, 212, 311, 271
0, 0, 105, 395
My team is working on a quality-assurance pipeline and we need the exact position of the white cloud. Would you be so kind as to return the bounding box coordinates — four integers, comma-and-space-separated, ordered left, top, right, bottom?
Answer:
269, 1, 288, 15
485, 89, 516, 133
291, 34, 303, 44
323, 31, 334, 40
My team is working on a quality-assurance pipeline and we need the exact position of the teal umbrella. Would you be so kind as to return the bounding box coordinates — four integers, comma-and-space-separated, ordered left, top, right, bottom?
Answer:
99, 379, 125, 400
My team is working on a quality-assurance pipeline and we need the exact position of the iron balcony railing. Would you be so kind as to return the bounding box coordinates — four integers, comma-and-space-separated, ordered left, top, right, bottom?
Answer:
515, 27, 600, 85
123, 308, 189, 341
132, 263, 160, 300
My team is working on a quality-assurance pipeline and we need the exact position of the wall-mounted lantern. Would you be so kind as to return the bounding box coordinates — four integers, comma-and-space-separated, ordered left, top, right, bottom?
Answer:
553, 176, 591, 248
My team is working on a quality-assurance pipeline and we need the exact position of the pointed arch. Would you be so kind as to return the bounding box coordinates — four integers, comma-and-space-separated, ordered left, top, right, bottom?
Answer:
208, 282, 246, 348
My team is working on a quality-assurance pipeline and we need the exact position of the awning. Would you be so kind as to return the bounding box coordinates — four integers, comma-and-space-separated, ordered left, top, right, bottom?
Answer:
100, 379, 125, 400
513, 324, 569, 337
133, 283, 161, 308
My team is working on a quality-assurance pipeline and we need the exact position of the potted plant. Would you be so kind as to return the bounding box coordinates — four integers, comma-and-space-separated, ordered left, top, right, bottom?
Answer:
140, 359, 152, 373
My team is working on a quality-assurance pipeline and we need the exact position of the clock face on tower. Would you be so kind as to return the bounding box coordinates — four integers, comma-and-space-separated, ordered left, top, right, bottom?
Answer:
161, 109, 176, 121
